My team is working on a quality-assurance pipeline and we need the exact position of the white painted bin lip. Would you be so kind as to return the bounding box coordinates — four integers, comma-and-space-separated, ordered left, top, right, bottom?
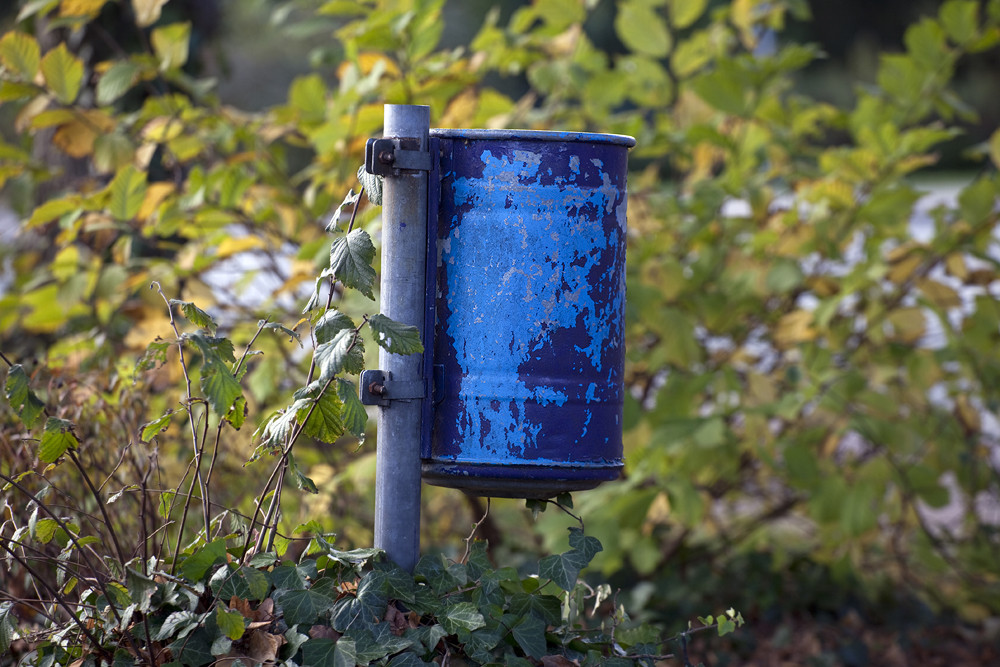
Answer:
430, 128, 636, 148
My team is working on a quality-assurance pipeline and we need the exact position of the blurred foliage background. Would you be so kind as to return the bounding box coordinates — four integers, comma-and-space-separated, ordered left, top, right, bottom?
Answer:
2, 0, 1000, 663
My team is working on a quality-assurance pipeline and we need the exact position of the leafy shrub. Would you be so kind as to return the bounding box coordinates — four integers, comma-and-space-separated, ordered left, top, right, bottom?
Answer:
2, 0, 1000, 663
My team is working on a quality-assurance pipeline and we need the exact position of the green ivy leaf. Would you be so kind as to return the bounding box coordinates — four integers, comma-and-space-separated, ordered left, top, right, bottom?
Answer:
126, 567, 157, 613
330, 229, 377, 300
154, 610, 203, 641
40, 43, 84, 104
39, 418, 79, 464
0, 31, 40, 79
215, 604, 246, 641
300, 637, 349, 667
4, 364, 45, 428
0, 602, 14, 656
567, 527, 603, 565
170, 299, 217, 333
368, 314, 424, 355
438, 602, 485, 635
274, 587, 337, 626
180, 539, 228, 582
511, 614, 547, 659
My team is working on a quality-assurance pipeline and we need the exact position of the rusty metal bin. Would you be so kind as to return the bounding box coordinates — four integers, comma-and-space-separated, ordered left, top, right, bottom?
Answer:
421, 129, 634, 498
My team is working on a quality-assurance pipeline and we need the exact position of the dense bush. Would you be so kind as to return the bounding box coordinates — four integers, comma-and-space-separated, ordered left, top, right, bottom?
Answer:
2, 0, 1000, 663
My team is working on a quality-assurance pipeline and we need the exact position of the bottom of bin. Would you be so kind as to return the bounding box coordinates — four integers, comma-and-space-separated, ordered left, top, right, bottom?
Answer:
421, 461, 623, 499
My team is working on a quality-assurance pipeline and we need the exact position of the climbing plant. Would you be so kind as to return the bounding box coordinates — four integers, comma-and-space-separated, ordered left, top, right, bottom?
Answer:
1, 0, 1000, 663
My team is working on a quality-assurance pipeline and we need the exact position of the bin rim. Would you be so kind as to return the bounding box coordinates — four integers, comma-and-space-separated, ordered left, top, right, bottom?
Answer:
430, 128, 636, 148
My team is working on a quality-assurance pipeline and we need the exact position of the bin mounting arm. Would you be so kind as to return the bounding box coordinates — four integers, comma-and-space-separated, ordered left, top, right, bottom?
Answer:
365, 137, 432, 176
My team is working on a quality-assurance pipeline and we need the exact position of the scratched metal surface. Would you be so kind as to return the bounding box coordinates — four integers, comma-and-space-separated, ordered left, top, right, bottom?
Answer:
422, 129, 634, 497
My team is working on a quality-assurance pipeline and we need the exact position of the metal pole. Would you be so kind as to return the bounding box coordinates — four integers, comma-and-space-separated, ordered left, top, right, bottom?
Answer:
374, 104, 430, 571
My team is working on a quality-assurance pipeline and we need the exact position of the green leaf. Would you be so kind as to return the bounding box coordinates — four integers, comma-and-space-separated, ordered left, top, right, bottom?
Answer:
325, 188, 361, 232
439, 602, 485, 635
511, 614, 547, 659
0, 31, 40, 79
368, 314, 424, 355
289, 73, 328, 124
300, 637, 348, 667
567, 527, 603, 565
299, 388, 345, 445
200, 358, 243, 417
39, 418, 79, 464
315, 309, 355, 344
691, 66, 746, 115
313, 329, 365, 381
97, 60, 141, 106
180, 539, 227, 582
226, 395, 248, 430
154, 610, 203, 641
216, 604, 246, 641
40, 43, 84, 104
337, 379, 368, 440
140, 410, 175, 442
274, 587, 337, 626
108, 165, 147, 221
289, 452, 318, 494
170, 299, 217, 333
0, 602, 14, 656
616, 0, 671, 58
941, 0, 979, 45
126, 567, 157, 613
263, 320, 302, 344
4, 364, 45, 429
669, 0, 708, 29
330, 229, 377, 300
357, 164, 383, 206
132, 0, 170, 27
151, 22, 191, 71
33, 517, 58, 544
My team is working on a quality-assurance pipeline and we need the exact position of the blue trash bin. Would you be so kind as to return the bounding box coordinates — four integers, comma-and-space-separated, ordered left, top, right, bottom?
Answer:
422, 129, 635, 498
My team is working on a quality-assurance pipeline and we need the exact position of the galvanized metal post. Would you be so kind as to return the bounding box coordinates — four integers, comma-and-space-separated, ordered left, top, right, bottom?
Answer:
373, 104, 430, 571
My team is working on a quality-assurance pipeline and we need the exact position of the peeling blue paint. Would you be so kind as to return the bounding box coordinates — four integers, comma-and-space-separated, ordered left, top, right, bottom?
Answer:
423, 129, 633, 497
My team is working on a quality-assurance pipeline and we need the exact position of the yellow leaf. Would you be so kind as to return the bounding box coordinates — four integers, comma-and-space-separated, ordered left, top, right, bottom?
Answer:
989, 128, 1000, 170
151, 22, 191, 71
955, 395, 981, 433
944, 253, 968, 280
138, 182, 175, 220
142, 116, 183, 142
774, 310, 817, 347
131, 0, 169, 27
60, 0, 109, 19
642, 492, 671, 535
746, 371, 776, 405
916, 278, 961, 308
337, 52, 400, 79
40, 43, 84, 104
0, 31, 41, 79
887, 253, 922, 284
53, 119, 98, 158
216, 236, 268, 259
886, 307, 925, 344
440, 89, 478, 128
